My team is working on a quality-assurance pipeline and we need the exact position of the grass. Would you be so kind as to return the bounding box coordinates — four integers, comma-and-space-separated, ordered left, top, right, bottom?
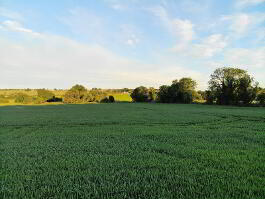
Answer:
0, 103, 265, 199
111, 93, 132, 102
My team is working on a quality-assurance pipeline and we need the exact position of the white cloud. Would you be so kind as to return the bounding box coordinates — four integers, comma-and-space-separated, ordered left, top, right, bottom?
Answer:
191, 34, 228, 57
0, 32, 205, 89
223, 47, 265, 69
222, 13, 251, 35
148, 6, 195, 51
172, 19, 195, 42
0, 7, 23, 21
1, 20, 41, 37
236, 0, 265, 8
221, 13, 265, 37
171, 34, 227, 58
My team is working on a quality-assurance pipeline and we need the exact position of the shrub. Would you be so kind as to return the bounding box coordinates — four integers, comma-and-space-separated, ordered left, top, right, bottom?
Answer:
47, 96, 63, 102
37, 89, 55, 102
109, 95, 115, 103
87, 90, 108, 103
131, 86, 149, 102
257, 92, 265, 105
64, 90, 82, 104
100, 97, 110, 103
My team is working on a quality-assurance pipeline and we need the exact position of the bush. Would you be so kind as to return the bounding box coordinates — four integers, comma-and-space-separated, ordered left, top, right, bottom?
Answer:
64, 90, 82, 104
100, 96, 115, 103
37, 89, 55, 102
87, 90, 108, 103
109, 95, 115, 103
257, 92, 265, 105
192, 91, 202, 101
131, 86, 149, 102
100, 97, 110, 103
47, 96, 62, 102
157, 78, 197, 104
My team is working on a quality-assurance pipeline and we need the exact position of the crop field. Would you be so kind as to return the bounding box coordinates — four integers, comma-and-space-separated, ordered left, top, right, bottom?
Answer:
1, 103, 265, 199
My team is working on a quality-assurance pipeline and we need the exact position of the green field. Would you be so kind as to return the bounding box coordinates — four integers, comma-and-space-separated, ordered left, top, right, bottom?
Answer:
1, 103, 265, 199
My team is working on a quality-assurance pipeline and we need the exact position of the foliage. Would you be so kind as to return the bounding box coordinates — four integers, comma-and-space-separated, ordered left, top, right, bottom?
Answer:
99, 95, 115, 103
157, 77, 197, 103
14, 93, 33, 104
131, 86, 149, 102
1, 103, 265, 198
156, 85, 170, 103
70, 84, 87, 93
64, 90, 82, 103
205, 90, 214, 104
257, 92, 265, 105
46, 96, 63, 102
64, 84, 87, 103
85, 90, 108, 103
108, 95, 115, 103
208, 67, 258, 105
198, 90, 206, 100
191, 90, 203, 100
37, 89, 55, 102
148, 87, 157, 101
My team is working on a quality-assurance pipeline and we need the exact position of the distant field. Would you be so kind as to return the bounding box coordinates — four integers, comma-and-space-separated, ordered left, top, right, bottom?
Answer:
112, 93, 132, 102
0, 90, 132, 105
1, 103, 265, 198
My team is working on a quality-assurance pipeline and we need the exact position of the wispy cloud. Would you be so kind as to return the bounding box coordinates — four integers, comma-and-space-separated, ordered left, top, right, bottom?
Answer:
59, 7, 103, 38
0, 7, 23, 21
1, 20, 41, 37
236, 0, 265, 8
0, 30, 205, 89
191, 34, 228, 57
148, 5, 195, 51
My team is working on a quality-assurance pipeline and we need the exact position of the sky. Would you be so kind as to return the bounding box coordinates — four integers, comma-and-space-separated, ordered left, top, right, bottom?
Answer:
0, 0, 264, 90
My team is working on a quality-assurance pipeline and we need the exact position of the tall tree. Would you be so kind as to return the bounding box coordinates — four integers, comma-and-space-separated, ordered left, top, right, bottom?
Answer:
157, 77, 197, 104
208, 67, 258, 105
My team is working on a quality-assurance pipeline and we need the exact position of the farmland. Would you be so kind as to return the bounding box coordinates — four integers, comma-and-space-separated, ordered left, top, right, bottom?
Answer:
1, 103, 265, 199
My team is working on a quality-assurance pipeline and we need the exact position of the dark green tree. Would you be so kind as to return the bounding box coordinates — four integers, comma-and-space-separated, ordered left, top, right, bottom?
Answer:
157, 77, 197, 104
208, 67, 258, 105
257, 92, 265, 105
157, 85, 170, 103
131, 86, 149, 102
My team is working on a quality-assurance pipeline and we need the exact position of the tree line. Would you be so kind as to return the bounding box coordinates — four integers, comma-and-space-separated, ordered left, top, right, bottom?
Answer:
2, 67, 264, 106
130, 67, 265, 106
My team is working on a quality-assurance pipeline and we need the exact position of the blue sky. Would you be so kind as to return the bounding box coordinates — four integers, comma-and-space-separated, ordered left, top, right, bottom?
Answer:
0, 0, 264, 89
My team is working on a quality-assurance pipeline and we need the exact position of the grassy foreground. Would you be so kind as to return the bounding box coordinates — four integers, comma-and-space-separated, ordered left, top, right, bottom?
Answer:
0, 103, 265, 199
